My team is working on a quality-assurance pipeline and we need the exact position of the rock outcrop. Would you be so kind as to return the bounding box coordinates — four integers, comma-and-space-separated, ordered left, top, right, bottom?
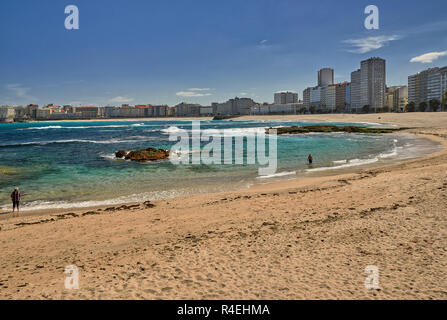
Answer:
271, 125, 406, 135
115, 148, 170, 162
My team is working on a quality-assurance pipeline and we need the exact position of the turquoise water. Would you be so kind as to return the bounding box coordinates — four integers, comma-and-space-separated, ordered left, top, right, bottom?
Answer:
0, 120, 437, 211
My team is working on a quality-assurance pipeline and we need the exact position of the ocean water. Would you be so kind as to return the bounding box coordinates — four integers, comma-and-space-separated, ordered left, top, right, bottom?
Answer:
0, 120, 440, 211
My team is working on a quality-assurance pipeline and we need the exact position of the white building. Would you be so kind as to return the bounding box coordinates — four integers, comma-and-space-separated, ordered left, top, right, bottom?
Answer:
212, 97, 256, 115
318, 68, 334, 87
321, 85, 336, 111
309, 86, 322, 107
408, 66, 447, 106
350, 69, 361, 111
359, 57, 386, 112
251, 103, 303, 115
0, 106, 16, 123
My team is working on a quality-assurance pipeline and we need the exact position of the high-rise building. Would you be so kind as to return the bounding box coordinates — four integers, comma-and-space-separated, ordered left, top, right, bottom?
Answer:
309, 86, 322, 108
442, 68, 447, 99
321, 85, 336, 111
350, 69, 361, 111
303, 88, 311, 110
408, 66, 447, 107
359, 57, 386, 112
274, 91, 298, 105
318, 68, 334, 87
334, 82, 351, 112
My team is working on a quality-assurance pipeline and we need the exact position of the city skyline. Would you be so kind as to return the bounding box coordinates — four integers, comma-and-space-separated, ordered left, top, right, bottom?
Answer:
1, 0, 447, 106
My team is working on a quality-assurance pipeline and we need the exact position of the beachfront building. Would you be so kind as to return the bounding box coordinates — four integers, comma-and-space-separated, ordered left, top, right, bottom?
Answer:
442, 68, 447, 99
318, 68, 334, 87
74, 106, 100, 118
0, 106, 16, 123
360, 57, 386, 112
25, 104, 39, 119
333, 82, 351, 113
385, 86, 408, 112
349, 58, 386, 113
250, 102, 304, 115
36, 108, 51, 120
321, 85, 336, 112
175, 103, 201, 117
302, 88, 311, 111
350, 69, 361, 112
212, 97, 256, 116
309, 86, 322, 110
409, 66, 447, 109
167, 107, 176, 117
199, 106, 213, 116
274, 91, 298, 105
104, 106, 120, 118
385, 90, 395, 111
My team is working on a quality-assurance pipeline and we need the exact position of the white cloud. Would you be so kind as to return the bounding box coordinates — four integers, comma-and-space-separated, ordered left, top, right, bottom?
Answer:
257, 39, 272, 49
5, 83, 36, 101
6, 84, 30, 98
188, 88, 211, 91
410, 51, 447, 63
343, 35, 400, 54
108, 96, 134, 103
176, 91, 212, 97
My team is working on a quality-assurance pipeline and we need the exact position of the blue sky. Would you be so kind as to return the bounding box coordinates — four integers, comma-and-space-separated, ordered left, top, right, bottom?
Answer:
1, 0, 447, 106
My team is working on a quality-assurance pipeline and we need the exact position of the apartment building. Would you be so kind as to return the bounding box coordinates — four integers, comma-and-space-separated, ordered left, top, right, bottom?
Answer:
318, 68, 334, 87
350, 69, 361, 111
408, 66, 447, 107
274, 91, 298, 105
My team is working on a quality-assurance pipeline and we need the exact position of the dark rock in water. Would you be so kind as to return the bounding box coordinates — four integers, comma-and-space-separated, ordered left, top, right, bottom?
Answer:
126, 148, 170, 162
117, 147, 170, 162
212, 115, 240, 120
115, 150, 128, 158
271, 125, 406, 135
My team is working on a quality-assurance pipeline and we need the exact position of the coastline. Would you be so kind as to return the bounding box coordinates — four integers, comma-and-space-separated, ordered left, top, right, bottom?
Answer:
1, 129, 442, 220
16, 112, 447, 128
1, 113, 447, 299
0, 129, 440, 218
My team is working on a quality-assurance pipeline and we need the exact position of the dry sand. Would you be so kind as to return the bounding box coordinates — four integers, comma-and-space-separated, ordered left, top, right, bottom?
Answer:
0, 113, 446, 300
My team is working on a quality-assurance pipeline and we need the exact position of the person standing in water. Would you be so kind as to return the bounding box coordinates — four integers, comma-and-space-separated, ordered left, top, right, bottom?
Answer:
11, 187, 21, 216
308, 154, 313, 165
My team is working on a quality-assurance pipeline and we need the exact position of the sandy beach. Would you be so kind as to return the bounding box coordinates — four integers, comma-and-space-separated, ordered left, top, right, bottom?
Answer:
0, 113, 446, 300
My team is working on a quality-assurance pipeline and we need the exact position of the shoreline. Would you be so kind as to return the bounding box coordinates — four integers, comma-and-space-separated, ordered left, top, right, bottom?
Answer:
0, 131, 442, 219
0, 132, 444, 225
0, 126, 442, 219
8, 112, 447, 128
1, 113, 447, 299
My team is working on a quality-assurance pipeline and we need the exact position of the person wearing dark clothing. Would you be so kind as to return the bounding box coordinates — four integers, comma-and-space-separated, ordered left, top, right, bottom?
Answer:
11, 187, 21, 216
308, 154, 313, 165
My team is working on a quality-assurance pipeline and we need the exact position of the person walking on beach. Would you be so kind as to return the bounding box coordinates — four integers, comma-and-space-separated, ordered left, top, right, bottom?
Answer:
308, 154, 313, 165
11, 187, 21, 216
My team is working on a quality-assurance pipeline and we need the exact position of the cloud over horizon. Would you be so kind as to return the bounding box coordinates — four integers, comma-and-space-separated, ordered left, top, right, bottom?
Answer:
343, 35, 401, 54
410, 50, 447, 63
5, 83, 36, 102
108, 96, 134, 103
176, 88, 213, 98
